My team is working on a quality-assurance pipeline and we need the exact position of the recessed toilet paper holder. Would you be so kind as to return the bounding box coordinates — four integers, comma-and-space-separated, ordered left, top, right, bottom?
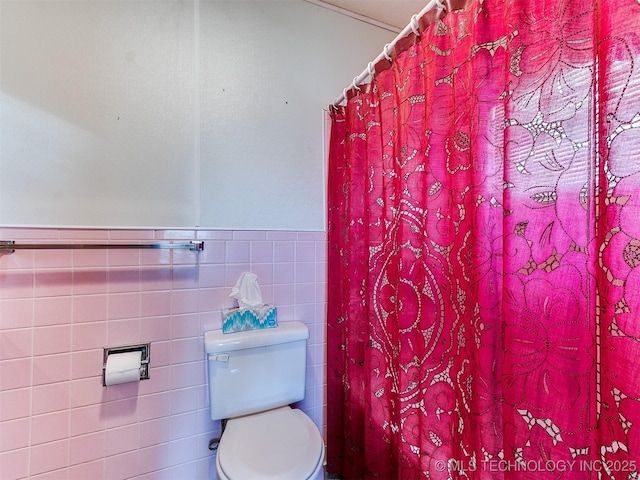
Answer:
103, 343, 151, 386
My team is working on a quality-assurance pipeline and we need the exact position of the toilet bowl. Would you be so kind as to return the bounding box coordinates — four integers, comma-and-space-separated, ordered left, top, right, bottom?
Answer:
204, 321, 325, 480
215, 406, 325, 480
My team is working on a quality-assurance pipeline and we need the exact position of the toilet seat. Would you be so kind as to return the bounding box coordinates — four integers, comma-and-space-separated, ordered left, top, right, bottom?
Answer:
216, 406, 325, 480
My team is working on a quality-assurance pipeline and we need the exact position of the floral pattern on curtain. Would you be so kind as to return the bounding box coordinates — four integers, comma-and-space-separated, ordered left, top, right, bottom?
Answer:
327, 0, 640, 478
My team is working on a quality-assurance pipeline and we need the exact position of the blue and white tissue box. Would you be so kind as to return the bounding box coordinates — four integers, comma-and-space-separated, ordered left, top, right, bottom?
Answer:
222, 304, 277, 334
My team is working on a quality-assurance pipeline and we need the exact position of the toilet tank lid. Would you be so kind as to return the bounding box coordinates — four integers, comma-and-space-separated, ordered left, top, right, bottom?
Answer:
205, 320, 309, 353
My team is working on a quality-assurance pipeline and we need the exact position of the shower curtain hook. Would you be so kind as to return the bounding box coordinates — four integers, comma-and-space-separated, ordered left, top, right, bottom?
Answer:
352, 76, 361, 93
410, 15, 420, 36
367, 62, 375, 79
383, 44, 392, 62
343, 87, 349, 102
434, 0, 446, 10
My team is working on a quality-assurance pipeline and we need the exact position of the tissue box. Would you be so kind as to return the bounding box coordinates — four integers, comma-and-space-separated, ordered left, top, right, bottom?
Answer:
222, 304, 277, 334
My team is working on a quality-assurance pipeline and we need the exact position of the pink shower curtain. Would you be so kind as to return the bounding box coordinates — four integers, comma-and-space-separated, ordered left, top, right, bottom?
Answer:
327, 0, 640, 478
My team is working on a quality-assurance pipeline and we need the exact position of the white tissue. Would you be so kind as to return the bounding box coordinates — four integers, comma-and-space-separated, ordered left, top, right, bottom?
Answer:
229, 271, 264, 309
104, 350, 142, 386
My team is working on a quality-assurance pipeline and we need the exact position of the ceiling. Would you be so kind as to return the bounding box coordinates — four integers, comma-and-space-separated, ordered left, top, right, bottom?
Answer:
315, 0, 430, 31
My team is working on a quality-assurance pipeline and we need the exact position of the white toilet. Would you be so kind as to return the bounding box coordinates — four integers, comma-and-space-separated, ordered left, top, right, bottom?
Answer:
204, 321, 325, 480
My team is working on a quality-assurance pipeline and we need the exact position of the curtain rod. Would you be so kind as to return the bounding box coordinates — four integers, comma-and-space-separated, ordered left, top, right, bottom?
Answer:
0, 240, 204, 254
331, 0, 445, 107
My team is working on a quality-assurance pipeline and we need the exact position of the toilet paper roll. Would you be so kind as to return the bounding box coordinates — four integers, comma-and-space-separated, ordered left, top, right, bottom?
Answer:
104, 350, 142, 386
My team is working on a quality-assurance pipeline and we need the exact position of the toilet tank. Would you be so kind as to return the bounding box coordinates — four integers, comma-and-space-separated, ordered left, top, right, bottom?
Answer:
204, 321, 309, 420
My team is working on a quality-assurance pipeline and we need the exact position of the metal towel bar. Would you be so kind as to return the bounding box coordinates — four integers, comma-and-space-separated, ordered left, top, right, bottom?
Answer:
0, 240, 204, 253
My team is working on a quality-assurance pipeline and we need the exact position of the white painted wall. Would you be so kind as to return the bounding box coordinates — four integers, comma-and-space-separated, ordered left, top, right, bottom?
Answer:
0, 0, 394, 231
